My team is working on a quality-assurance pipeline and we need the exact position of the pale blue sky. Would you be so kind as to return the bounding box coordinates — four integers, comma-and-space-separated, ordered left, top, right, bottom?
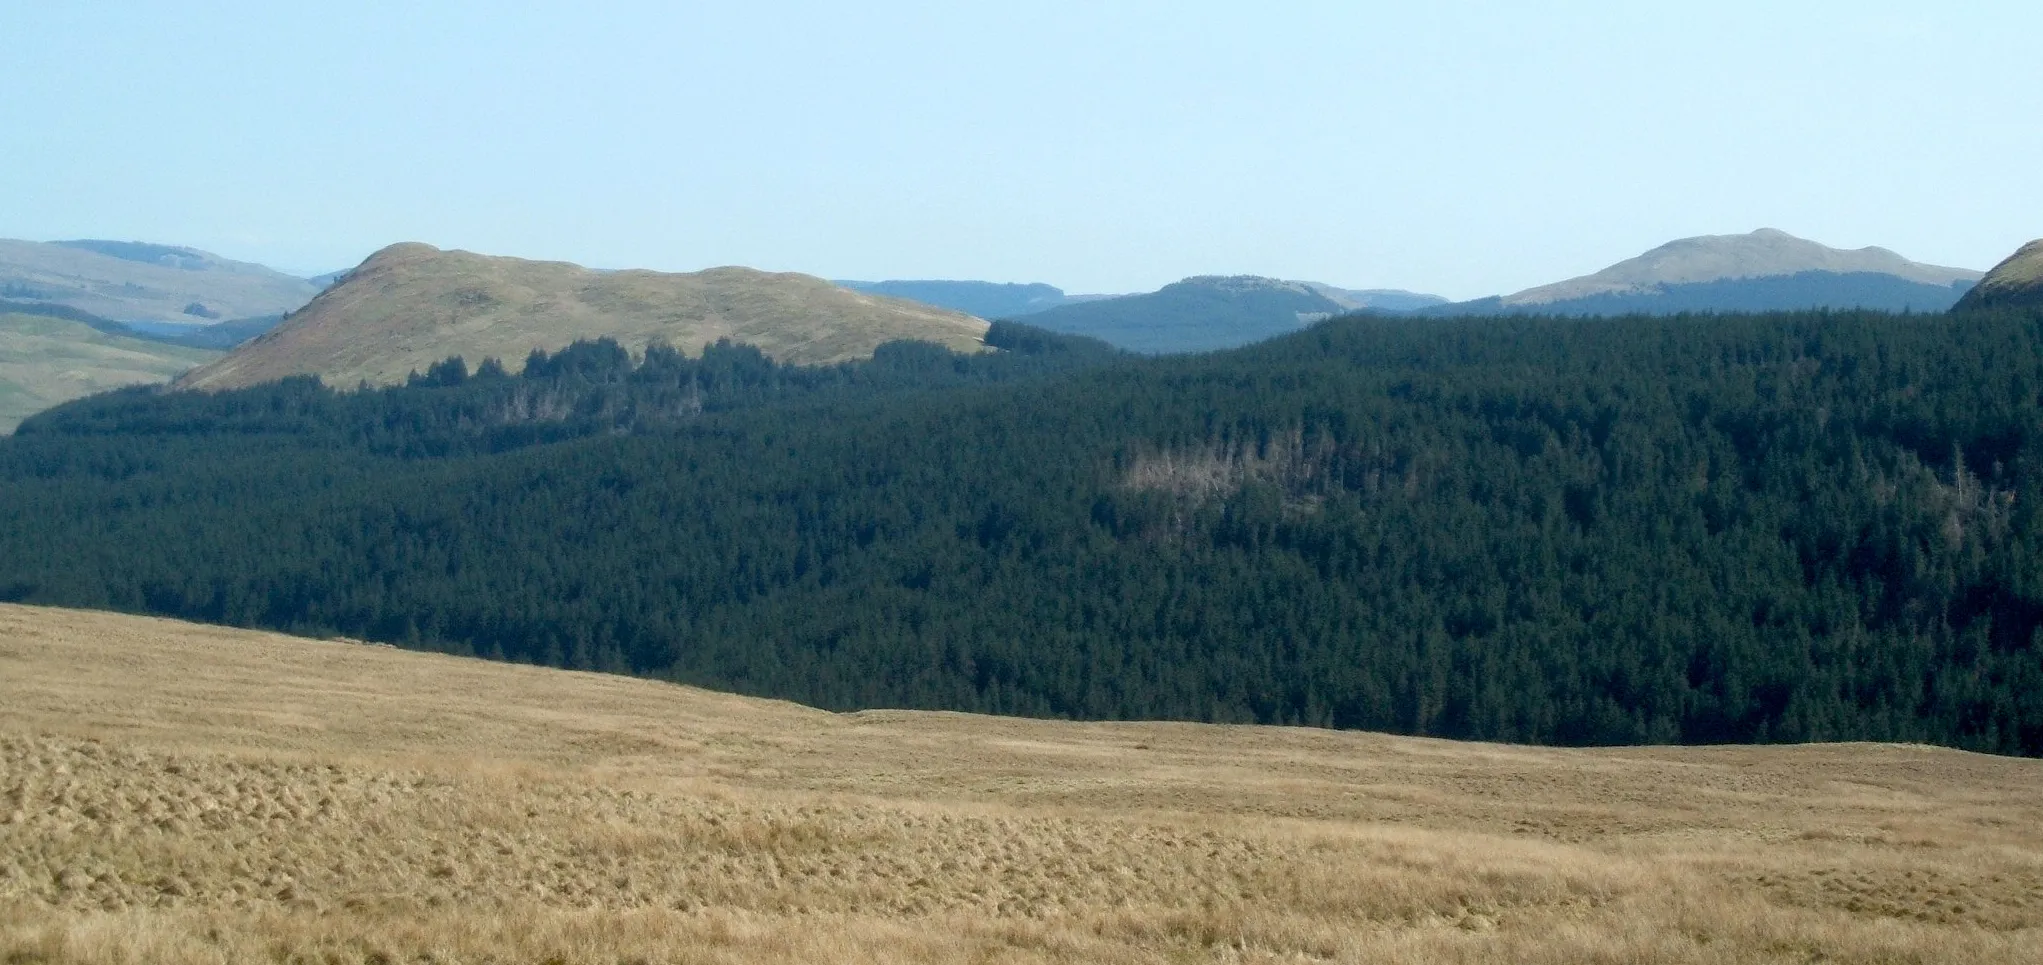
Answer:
3, 1, 2038, 299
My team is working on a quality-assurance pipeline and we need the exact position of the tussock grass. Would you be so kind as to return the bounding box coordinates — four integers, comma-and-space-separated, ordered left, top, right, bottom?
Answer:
2, 604, 2040, 963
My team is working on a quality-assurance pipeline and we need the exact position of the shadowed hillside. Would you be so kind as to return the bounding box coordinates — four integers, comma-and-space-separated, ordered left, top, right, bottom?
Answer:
1021, 275, 1349, 353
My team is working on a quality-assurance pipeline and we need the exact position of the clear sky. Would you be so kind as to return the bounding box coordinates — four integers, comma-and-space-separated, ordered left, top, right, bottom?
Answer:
3, 1, 2038, 299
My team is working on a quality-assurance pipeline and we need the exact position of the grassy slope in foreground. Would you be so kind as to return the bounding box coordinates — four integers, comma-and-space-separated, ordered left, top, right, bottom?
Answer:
0, 312, 218, 432
3, 605, 2041, 965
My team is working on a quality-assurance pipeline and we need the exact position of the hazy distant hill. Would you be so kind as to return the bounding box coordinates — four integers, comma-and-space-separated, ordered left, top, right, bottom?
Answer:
1954, 239, 2043, 312
837, 280, 1070, 319
1440, 271, 1978, 317
1422, 229, 1981, 317
0, 309, 218, 432
1300, 284, 1449, 314
176, 243, 991, 391
122, 314, 290, 350
1020, 276, 1354, 353
844, 279, 1447, 336
0, 239, 322, 323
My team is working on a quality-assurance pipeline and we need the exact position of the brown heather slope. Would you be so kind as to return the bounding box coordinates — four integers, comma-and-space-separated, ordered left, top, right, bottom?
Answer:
1954, 239, 2043, 312
3, 605, 2042, 964
174, 243, 989, 391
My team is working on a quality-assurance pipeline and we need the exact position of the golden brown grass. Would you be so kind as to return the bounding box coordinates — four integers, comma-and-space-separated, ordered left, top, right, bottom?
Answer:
176, 243, 989, 391
3, 603, 2040, 963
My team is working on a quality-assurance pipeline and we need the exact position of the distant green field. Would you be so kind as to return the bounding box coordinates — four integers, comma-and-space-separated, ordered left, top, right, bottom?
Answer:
0, 312, 218, 432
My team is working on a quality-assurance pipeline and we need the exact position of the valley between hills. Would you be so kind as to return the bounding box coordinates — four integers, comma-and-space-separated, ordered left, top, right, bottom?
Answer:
4, 235, 2043, 964
3, 604, 2041, 964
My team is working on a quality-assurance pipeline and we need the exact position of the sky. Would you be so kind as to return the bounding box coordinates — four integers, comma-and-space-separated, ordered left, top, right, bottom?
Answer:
2, 1, 2039, 300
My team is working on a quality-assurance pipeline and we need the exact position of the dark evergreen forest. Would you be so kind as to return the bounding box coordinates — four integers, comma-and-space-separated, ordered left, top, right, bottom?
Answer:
4, 310, 2042, 756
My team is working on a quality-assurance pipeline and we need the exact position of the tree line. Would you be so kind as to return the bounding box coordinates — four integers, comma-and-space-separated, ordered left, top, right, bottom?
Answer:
3, 308, 2041, 755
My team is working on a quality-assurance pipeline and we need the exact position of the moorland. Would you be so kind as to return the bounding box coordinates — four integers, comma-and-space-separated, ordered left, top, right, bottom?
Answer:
4, 604, 2040, 964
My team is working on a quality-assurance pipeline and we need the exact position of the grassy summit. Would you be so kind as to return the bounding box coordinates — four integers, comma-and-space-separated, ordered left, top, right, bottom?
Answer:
176, 243, 990, 390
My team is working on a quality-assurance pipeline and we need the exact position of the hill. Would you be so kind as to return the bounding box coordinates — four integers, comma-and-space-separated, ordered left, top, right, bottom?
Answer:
0, 238, 322, 324
834, 279, 1446, 342
118, 313, 289, 350
1954, 239, 2043, 312
1504, 228, 1979, 304
0, 310, 218, 432
4, 603, 2039, 964
175, 243, 991, 391
1301, 282, 1450, 313
1441, 270, 1978, 316
1020, 275, 1351, 353
837, 279, 1072, 318
10, 309, 2043, 756
1422, 229, 1982, 316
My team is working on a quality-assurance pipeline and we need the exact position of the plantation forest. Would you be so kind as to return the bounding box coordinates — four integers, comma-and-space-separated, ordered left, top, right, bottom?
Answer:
4, 310, 2043, 756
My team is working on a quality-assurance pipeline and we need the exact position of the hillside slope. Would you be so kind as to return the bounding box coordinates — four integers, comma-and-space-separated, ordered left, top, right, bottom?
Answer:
837, 279, 1072, 318
1302, 283, 1448, 313
0, 239, 321, 323
1417, 229, 1983, 317
1503, 228, 1979, 305
1437, 270, 1978, 317
13, 310, 2043, 756
1022, 275, 1349, 353
177, 243, 990, 390
1954, 239, 2043, 312
0, 311, 218, 432
3, 603, 2040, 964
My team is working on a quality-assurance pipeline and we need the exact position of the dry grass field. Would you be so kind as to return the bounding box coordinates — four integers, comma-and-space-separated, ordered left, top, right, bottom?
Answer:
175, 243, 989, 392
2, 604, 2040, 963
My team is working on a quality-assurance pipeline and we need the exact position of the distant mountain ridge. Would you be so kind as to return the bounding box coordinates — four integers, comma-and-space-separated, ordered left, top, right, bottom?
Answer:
0, 238, 322, 324
176, 243, 992, 391
1954, 240, 2043, 312
1020, 275, 1350, 354
1503, 229, 1978, 305
1299, 284, 1449, 314
850, 276, 1446, 353
1420, 229, 1981, 317
837, 280, 1070, 320
1439, 271, 1977, 317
